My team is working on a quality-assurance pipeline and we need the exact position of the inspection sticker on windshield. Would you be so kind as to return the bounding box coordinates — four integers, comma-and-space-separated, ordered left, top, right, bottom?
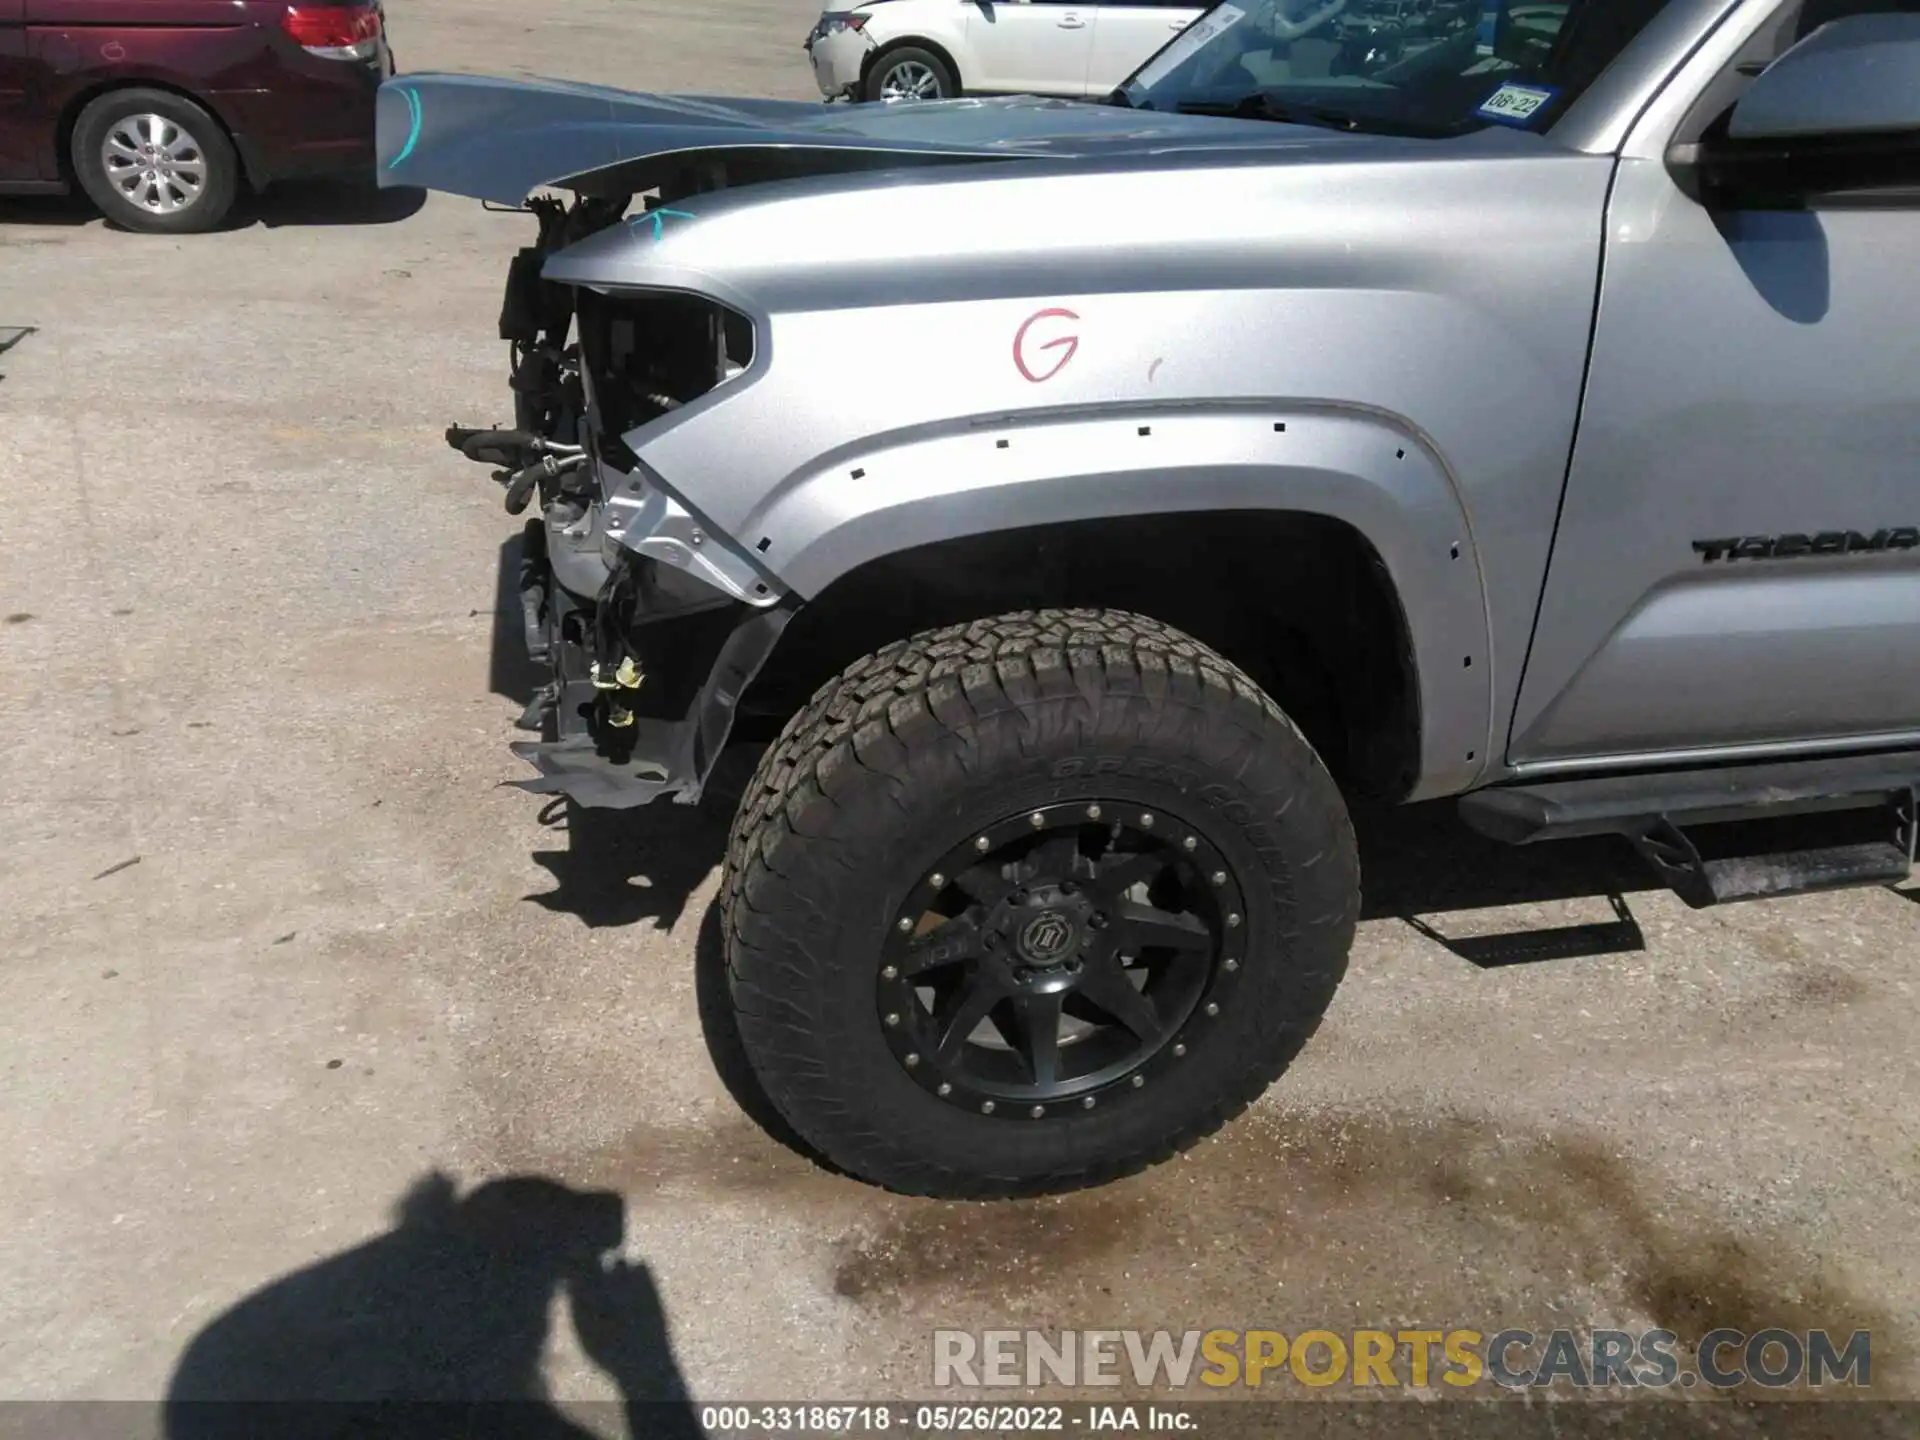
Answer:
1477, 82, 1557, 125
1132, 3, 1245, 90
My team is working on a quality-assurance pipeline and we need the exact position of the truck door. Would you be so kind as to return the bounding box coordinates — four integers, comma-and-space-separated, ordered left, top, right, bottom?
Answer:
0, 0, 40, 180
1508, 0, 1920, 770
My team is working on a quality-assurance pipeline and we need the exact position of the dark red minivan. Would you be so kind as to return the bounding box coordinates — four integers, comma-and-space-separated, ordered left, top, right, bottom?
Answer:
0, 0, 392, 232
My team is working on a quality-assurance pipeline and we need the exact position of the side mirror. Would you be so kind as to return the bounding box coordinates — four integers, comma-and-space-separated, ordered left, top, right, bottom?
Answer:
1728, 12, 1920, 140
1668, 13, 1920, 209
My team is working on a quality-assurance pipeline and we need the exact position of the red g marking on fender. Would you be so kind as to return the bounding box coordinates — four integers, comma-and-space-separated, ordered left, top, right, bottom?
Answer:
1013, 307, 1080, 383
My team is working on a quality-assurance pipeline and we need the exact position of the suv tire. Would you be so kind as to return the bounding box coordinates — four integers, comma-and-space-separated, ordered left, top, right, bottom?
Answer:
722, 609, 1359, 1198
71, 88, 240, 235
863, 46, 957, 103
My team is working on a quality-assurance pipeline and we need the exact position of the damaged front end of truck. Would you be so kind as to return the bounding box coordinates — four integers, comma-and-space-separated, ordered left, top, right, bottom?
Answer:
448, 217, 781, 810
377, 71, 1364, 812
450, 208, 784, 810
380, 75, 1027, 808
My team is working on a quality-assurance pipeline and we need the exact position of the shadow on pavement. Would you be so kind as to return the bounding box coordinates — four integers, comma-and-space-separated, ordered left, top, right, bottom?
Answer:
526, 798, 732, 934
0, 191, 93, 227
0, 324, 32, 383
249, 176, 427, 228
1354, 798, 1656, 968
0, 176, 425, 231
164, 1171, 700, 1439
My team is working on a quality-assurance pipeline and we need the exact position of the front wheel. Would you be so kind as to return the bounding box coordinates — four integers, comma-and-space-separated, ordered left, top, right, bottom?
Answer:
722, 610, 1359, 1198
863, 46, 957, 103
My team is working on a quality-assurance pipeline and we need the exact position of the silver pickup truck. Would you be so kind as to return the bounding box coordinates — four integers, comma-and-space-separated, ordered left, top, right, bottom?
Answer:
382, 0, 1920, 1198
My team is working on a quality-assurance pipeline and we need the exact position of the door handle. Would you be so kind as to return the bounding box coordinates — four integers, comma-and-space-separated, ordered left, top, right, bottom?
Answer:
1057, 12, 1085, 25
1168, 16, 1188, 25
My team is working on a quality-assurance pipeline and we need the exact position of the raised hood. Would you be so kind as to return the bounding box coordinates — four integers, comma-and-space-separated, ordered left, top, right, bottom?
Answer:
375, 72, 1360, 206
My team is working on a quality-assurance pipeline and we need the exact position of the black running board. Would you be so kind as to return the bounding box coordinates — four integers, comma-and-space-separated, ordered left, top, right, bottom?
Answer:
1459, 750, 1920, 909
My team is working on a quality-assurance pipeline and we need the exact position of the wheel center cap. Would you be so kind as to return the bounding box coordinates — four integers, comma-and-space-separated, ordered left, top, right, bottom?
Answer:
1016, 910, 1078, 964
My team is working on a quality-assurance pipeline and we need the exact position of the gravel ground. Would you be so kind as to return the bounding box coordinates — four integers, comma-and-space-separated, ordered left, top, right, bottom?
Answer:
0, 0, 1915, 1426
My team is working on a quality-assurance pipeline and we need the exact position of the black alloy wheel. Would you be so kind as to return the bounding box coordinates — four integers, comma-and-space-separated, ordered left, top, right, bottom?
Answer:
878, 802, 1247, 1119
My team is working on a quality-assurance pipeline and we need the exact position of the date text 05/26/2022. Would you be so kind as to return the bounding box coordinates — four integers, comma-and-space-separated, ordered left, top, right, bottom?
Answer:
697, 1405, 1194, 1434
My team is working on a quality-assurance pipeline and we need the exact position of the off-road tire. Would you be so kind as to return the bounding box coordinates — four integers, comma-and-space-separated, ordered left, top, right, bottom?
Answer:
721, 609, 1359, 1198
863, 46, 958, 103
71, 88, 239, 235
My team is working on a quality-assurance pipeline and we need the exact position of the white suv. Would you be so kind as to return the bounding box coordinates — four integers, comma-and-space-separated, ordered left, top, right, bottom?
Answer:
806, 0, 1207, 104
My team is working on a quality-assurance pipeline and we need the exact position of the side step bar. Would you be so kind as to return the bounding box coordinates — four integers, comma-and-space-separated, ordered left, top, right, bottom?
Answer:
1459, 749, 1920, 909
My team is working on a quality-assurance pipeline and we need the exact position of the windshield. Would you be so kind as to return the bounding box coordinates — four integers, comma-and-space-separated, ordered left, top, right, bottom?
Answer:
1116, 0, 1678, 137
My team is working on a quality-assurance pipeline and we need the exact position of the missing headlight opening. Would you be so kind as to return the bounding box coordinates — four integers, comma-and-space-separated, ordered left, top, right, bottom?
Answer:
577, 287, 756, 444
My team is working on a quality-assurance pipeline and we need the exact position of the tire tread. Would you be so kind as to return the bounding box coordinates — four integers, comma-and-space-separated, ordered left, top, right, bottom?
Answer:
722, 609, 1357, 1198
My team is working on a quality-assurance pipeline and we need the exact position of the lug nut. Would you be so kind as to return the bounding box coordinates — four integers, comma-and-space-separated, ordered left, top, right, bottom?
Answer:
929, 873, 946, 889
1029, 812, 1046, 829
905, 1053, 920, 1067
1029, 1105, 1044, 1119
1082, 1096, 1096, 1109
882, 964, 899, 980
1211, 871, 1227, 887
1226, 913, 1241, 928
1086, 804, 1102, 820
1224, 959, 1238, 972
981, 1100, 996, 1114
985, 932, 1000, 950
1139, 813, 1154, 828
975, 836, 991, 852
898, 917, 913, 932
1131, 1074, 1145, 1088
885, 1013, 900, 1027
1174, 1043, 1187, 1057
937, 1082, 952, 1096
1183, 836, 1197, 851
1205, 1003, 1219, 1017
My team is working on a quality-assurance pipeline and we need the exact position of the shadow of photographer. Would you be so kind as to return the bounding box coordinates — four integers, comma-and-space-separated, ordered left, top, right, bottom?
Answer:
165, 1172, 701, 1439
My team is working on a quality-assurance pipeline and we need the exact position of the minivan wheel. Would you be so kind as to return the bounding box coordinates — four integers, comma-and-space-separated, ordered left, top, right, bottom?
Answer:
71, 89, 239, 234
722, 610, 1360, 1198
864, 47, 956, 103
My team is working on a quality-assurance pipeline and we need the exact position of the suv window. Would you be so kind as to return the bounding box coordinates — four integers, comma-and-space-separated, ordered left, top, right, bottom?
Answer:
1115, 0, 1678, 137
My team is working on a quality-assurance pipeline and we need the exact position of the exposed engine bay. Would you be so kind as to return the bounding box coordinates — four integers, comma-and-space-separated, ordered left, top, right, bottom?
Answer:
446, 189, 783, 809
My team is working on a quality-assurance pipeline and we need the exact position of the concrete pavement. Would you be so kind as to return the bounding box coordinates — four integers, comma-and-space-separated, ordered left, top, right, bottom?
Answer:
1, 0, 1916, 1420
